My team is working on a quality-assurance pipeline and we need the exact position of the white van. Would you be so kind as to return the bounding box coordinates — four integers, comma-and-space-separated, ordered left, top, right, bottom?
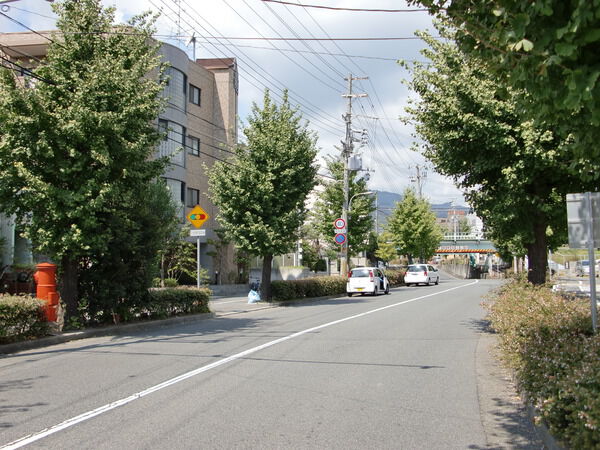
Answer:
347, 267, 390, 296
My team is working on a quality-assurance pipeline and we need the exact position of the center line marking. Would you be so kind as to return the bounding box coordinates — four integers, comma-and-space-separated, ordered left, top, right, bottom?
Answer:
2, 280, 479, 449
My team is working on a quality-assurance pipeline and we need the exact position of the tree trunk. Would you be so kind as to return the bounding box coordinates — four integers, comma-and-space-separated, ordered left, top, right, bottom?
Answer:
526, 218, 548, 285
261, 254, 273, 301
60, 254, 79, 321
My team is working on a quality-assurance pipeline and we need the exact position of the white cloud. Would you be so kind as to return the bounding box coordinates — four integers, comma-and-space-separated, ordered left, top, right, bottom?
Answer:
2, 0, 467, 205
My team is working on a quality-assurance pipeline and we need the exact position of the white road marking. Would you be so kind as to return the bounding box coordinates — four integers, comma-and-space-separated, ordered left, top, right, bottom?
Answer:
2, 280, 479, 449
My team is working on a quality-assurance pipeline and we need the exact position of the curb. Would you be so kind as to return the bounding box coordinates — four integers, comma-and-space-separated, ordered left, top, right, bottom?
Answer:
0, 312, 215, 355
1, 290, 389, 355
525, 404, 567, 450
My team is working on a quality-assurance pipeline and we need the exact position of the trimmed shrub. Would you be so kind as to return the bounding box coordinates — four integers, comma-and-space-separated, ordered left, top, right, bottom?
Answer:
484, 280, 599, 447
0, 295, 49, 344
271, 276, 346, 302
143, 287, 211, 319
386, 269, 405, 287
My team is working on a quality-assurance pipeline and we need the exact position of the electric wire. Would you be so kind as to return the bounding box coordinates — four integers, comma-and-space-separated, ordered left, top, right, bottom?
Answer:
159, 0, 343, 134
221, 0, 344, 92
258, 0, 347, 82
259, 1, 430, 13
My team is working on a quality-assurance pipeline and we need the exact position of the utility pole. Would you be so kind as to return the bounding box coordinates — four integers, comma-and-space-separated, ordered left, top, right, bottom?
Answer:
409, 164, 427, 198
340, 74, 367, 276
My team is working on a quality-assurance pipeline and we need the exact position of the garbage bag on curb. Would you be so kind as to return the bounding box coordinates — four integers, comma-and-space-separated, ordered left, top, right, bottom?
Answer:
248, 289, 260, 304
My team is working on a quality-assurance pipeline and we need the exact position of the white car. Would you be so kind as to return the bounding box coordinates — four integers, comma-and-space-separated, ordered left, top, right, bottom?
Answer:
404, 264, 440, 286
347, 267, 390, 296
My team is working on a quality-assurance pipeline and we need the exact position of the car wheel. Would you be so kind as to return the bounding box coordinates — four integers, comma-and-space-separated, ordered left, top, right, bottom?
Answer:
385, 284, 390, 294
348, 292, 353, 297
372, 286, 378, 296
435, 277, 439, 285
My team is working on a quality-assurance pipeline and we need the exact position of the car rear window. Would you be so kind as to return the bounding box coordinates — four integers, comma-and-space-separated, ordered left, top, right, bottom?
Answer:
407, 265, 426, 272
351, 269, 371, 277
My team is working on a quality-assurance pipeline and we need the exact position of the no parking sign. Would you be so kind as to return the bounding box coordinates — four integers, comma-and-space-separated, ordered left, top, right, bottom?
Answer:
334, 233, 347, 245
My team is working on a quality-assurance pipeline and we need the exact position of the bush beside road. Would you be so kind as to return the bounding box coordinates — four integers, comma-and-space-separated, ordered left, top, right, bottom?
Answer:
484, 279, 600, 448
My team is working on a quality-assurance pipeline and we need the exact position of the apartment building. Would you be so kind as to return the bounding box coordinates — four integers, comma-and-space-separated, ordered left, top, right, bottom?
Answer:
0, 31, 239, 284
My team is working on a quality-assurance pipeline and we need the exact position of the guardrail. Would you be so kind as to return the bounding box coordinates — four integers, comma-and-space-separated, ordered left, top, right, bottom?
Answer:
442, 233, 484, 241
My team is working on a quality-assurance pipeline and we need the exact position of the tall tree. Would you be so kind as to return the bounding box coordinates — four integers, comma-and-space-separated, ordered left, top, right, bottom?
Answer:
374, 231, 399, 265
386, 189, 443, 263
0, 0, 167, 319
310, 157, 376, 262
208, 90, 318, 300
410, 0, 600, 179
402, 28, 589, 283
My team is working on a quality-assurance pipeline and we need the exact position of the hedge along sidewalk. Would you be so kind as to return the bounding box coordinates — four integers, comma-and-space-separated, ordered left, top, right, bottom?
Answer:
0, 290, 354, 355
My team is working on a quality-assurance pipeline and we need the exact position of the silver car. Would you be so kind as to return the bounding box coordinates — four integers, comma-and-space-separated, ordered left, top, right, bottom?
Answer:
404, 264, 440, 286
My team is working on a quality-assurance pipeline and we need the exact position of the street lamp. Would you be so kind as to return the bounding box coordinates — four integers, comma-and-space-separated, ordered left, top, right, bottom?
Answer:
349, 191, 374, 212
343, 191, 374, 275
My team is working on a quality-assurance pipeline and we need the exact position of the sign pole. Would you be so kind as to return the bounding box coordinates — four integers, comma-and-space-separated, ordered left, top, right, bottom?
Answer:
197, 236, 201, 289
585, 192, 598, 332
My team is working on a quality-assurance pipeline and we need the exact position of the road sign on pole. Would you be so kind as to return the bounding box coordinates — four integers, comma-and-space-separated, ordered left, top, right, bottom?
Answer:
567, 192, 599, 333
187, 205, 209, 228
334, 218, 346, 229
334, 233, 347, 245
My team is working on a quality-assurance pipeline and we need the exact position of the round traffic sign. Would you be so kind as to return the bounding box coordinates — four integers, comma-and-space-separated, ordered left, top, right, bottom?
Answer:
334, 218, 346, 229
334, 233, 347, 245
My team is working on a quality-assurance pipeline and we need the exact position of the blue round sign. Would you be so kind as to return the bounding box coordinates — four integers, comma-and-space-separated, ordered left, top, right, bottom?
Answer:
334, 233, 347, 245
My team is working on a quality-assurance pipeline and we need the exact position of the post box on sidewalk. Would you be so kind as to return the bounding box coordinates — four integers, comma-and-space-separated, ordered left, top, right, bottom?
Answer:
33, 263, 59, 322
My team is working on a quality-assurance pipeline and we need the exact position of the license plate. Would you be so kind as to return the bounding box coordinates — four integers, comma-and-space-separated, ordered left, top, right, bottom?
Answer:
356, 288, 363, 291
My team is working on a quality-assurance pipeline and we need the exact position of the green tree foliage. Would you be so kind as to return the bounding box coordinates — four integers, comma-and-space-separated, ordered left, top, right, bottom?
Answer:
386, 189, 443, 263
374, 231, 399, 264
410, 1, 600, 179
79, 181, 178, 324
402, 28, 590, 284
208, 90, 318, 300
0, 0, 167, 318
159, 225, 200, 285
310, 157, 375, 259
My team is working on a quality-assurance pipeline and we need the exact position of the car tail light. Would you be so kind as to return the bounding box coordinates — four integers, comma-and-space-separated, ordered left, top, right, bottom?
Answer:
347, 271, 352, 278
369, 270, 374, 281
424, 271, 428, 276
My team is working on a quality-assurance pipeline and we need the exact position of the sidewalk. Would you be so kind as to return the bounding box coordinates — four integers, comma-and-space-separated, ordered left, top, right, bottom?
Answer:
0, 292, 332, 355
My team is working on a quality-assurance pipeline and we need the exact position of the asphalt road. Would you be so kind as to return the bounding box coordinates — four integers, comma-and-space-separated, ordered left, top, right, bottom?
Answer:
1, 277, 541, 449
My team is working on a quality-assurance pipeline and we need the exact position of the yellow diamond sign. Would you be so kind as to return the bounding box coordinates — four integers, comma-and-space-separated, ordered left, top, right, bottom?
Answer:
187, 204, 209, 228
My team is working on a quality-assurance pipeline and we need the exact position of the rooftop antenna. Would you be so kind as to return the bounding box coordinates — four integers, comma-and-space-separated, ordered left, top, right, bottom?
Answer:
187, 33, 196, 61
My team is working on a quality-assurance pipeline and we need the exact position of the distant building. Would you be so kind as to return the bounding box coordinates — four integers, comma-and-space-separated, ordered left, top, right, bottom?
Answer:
0, 31, 239, 283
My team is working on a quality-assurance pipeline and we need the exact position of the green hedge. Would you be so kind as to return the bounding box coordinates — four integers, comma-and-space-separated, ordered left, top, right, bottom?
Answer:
0, 295, 49, 344
386, 269, 405, 287
271, 276, 346, 302
141, 287, 211, 320
485, 280, 600, 448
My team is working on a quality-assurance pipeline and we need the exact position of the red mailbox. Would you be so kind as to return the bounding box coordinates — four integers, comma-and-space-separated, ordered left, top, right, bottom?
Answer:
34, 263, 59, 322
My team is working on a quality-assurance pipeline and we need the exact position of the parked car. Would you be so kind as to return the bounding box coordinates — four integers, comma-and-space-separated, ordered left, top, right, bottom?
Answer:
575, 259, 600, 276
347, 267, 390, 296
404, 264, 440, 286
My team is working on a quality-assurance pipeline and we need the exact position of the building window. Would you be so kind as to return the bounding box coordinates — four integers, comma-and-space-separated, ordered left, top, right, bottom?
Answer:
158, 119, 185, 167
189, 84, 201, 106
163, 67, 187, 111
188, 136, 200, 156
165, 178, 185, 220
187, 188, 200, 207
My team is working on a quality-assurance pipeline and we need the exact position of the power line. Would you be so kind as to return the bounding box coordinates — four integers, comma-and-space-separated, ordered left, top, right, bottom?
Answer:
221, 0, 344, 92
198, 36, 435, 42
157, 0, 343, 134
258, 0, 347, 82
0, 55, 54, 84
259, 1, 430, 13
0, 11, 56, 44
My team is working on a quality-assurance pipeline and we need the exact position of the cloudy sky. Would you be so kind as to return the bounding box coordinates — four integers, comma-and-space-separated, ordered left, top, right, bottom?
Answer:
1, 0, 467, 205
